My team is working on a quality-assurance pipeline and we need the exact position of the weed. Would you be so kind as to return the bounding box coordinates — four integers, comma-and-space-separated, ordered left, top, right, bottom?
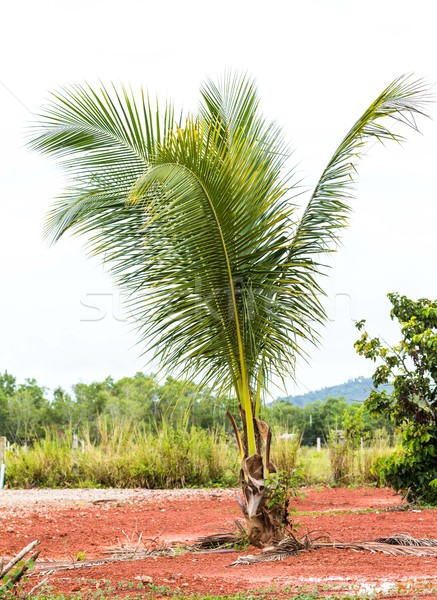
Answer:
74, 551, 87, 562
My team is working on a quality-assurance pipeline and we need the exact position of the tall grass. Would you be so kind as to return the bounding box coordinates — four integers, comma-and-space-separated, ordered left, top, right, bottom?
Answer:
6, 418, 239, 489
270, 431, 301, 473
356, 429, 394, 484
326, 428, 394, 486
5, 420, 395, 489
326, 430, 355, 485
299, 446, 332, 485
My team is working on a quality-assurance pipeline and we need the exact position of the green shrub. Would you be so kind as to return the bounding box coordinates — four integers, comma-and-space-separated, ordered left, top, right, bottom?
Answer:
355, 293, 437, 504
373, 424, 437, 504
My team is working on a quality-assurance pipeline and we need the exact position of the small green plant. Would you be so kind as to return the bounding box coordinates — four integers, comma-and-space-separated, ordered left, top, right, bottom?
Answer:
74, 551, 87, 562
0, 541, 39, 600
146, 582, 174, 595
265, 469, 304, 510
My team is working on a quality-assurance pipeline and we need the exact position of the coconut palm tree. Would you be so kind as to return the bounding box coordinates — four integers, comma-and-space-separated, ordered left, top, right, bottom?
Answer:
30, 73, 429, 546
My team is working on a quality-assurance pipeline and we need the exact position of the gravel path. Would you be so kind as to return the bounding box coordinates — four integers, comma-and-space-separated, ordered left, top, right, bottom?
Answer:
0, 487, 236, 508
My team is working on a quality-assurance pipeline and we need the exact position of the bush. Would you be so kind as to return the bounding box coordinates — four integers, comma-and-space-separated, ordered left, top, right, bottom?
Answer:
373, 424, 437, 503
355, 293, 437, 504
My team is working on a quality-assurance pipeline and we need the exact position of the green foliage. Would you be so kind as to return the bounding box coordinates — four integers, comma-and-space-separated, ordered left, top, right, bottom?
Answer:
0, 373, 51, 443
0, 371, 15, 435
0, 556, 36, 600
373, 424, 437, 504
355, 293, 437, 503
1, 370, 393, 491
327, 405, 392, 485
265, 469, 304, 511
0, 371, 233, 445
1, 369, 392, 449
263, 396, 392, 446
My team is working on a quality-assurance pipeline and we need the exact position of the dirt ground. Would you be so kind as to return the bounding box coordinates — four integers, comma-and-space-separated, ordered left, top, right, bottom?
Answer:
1, 486, 437, 598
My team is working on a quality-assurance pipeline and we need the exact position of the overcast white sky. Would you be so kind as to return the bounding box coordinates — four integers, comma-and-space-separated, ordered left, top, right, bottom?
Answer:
1, 0, 436, 398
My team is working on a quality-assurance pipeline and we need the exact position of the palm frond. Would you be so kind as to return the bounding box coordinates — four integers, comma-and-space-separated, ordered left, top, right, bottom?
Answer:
375, 534, 437, 547
248, 75, 432, 396
199, 71, 260, 142
231, 533, 437, 566
292, 75, 431, 259
30, 83, 174, 243
123, 114, 297, 453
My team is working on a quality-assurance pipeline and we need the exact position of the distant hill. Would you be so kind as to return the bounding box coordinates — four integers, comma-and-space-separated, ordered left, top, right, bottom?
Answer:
277, 376, 392, 406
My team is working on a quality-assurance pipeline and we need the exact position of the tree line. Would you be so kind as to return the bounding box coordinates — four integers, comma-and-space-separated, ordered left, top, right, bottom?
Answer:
0, 370, 391, 446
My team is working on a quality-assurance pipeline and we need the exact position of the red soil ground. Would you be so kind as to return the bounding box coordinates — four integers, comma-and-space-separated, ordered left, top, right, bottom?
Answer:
1, 487, 437, 598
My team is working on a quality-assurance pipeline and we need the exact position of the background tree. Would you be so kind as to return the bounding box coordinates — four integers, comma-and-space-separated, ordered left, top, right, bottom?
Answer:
30, 73, 429, 545
50, 387, 76, 428
355, 293, 437, 503
0, 371, 16, 437
0, 375, 49, 444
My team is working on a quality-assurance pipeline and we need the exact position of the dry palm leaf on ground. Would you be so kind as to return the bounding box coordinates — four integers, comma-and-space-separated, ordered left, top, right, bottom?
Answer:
230, 533, 437, 565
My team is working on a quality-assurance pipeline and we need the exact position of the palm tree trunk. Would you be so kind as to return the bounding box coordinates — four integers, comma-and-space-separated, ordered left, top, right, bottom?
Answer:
238, 454, 289, 547
229, 411, 290, 547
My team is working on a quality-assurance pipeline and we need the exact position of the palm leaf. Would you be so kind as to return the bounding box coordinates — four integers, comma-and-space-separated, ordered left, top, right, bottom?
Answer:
250, 75, 432, 400
125, 114, 297, 452
231, 534, 437, 566
29, 83, 174, 243
292, 75, 431, 259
